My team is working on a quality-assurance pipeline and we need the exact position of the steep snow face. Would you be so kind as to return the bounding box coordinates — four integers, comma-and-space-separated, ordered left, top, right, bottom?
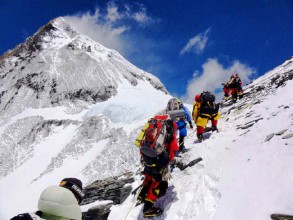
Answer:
0, 17, 167, 120
108, 58, 293, 220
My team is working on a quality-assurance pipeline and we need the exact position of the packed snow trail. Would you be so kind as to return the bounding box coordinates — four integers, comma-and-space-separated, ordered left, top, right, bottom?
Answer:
109, 74, 293, 220
108, 125, 220, 220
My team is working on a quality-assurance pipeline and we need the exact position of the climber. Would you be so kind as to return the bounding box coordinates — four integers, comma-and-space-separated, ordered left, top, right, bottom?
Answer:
136, 114, 179, 218
222, 82, 231, 101
228, 73, 243, 102
192, 92, 220, 142
166, 97, 193, 153
10, 178, 84, 220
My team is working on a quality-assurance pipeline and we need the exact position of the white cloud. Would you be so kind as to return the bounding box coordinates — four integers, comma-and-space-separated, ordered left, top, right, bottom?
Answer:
182, 58, 255, 103
106, 5, 122, 23
180, 28, 211, 55
64, 2, 152, 54
133, 11, 150, 23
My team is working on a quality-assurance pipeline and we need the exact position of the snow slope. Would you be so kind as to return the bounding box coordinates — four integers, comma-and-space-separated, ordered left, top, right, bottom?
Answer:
108, 58, 293, 220
0, 78, 173, 219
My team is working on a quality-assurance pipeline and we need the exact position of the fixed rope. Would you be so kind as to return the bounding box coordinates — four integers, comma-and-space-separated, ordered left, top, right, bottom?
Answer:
200, 142, 208, 220
123, 184, 143, 220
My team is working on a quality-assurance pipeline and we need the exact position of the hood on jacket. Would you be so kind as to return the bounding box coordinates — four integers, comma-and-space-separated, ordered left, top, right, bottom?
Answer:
38, 185, 82, 220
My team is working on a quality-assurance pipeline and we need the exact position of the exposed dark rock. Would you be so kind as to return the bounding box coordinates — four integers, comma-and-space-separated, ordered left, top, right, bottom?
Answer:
271, 69, 293, 88
265, 133, 275, 142
253, 99, 262, 105
0, 90, 6, 104
238, 123, 254, 130
15, 72, 46, 94
66, 86, 116, 103
17, 119, 79, 145
80, 173, 135, 219
67, 43, 75, 50
237, 118, 263, 130
0, 22, 57, 62
275, 129, 288, 135
82, 203, 112, 220
81, 172, 134, 206
255, 85, 265, 92
239, 130, 250, 136
282, 133, 293, 139
271, 111, 280, 117
245, 111, 255, 118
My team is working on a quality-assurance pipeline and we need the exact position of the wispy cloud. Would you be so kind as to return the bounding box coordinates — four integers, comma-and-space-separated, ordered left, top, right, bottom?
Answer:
180, 28, 211, 55
182, 58, 255, 103
64, 2, 152, 54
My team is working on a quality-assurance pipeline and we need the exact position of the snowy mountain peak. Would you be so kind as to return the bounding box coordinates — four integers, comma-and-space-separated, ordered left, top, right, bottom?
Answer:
50, 17, 76, 34
0, 17, 75, 62
0, 17, 168, 119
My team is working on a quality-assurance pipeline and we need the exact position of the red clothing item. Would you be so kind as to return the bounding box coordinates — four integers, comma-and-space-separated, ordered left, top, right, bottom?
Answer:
212, 119, 218, 127
230, 87, 242, 95
165, 122, 179, 161
223, 87, 230, 97
197, 126, 205, 135
143, 174, 160, 202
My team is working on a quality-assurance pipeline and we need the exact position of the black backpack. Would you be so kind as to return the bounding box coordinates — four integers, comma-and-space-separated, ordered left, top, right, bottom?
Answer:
10, 211, 43, 220
200, 91, 215, 102
199, 91, 219, 115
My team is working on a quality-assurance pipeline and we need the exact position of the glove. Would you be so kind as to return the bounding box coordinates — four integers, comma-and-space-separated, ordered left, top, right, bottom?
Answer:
169, 160, 176, 173
188, 121, 193, 129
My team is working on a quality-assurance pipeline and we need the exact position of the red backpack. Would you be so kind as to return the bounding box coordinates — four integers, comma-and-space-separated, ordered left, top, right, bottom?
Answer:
136, 114, 174, 158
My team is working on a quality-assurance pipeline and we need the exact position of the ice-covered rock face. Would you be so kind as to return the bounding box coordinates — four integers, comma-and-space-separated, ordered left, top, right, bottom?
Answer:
0, 17, 168, 120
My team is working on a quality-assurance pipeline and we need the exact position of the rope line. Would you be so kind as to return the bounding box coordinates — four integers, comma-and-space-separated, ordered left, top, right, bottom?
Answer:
200, 142, 208, 220
123, 185, 143, 220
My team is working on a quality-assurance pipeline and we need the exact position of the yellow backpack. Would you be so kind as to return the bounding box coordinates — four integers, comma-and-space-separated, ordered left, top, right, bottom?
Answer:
134, 122, 150, 147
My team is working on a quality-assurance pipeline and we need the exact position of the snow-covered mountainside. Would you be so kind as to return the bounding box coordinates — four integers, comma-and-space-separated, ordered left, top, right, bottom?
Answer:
0, 16, 292, 220
0, 17, 167, 119
108, 58, 293, 220
0, 17, 172, 218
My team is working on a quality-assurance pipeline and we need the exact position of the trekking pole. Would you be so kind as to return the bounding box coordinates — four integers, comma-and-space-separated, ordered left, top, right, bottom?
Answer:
131, 183, 143, 195
186, 127, 196, 139
123, 184, 143, 220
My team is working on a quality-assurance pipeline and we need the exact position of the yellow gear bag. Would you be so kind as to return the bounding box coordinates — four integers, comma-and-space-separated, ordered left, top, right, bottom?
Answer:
134, 122, 150, 147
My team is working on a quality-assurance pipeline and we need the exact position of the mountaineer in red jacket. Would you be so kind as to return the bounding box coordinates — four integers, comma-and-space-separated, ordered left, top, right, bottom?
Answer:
135, 114, 178, 218
227, 74, 243, 102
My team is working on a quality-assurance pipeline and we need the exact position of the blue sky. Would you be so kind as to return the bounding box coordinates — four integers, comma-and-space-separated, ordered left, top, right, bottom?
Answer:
1, 0, 293, 102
